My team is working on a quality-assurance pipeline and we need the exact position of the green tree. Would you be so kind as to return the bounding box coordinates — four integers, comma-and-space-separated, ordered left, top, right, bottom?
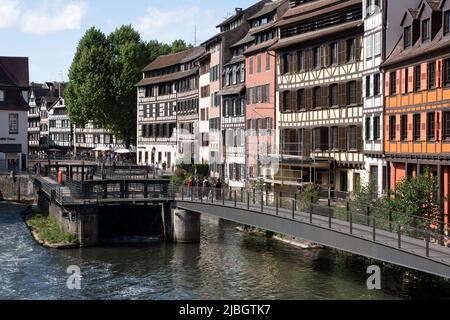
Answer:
67, 27, 192, 147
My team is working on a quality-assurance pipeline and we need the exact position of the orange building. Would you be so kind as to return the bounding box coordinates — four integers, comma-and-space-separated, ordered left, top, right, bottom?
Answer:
382, 0, 450, 230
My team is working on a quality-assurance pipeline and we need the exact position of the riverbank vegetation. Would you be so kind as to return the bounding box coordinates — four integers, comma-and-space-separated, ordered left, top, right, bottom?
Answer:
26, 212, 78, 246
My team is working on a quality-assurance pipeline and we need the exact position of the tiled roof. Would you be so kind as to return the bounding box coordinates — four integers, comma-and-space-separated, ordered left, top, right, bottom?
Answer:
382, 29, 450, 68
277, 0, 360, 28
0, 56, 29, 88
248, 0, 284, 21
271, 20, 362, 50
245, 38, 278, 55
137, 67, 198, 86
218, 85, 245, 96
230, 32, 255, 48
142, 46, 205, 72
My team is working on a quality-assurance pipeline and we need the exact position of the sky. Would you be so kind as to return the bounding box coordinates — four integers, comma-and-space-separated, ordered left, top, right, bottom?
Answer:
0, 0, 257, 83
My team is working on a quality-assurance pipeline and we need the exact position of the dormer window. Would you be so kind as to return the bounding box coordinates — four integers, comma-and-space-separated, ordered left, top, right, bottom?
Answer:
422, 18, 430, 42
404, 26, 412, 48
445, 10, 450, 36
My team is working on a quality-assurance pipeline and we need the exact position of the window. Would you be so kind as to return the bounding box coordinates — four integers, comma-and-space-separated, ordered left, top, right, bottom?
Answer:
374, 32, 381, 56
266, 53, 271, 71
414, 65, 421, 91
297, 50, 305, 71
374, 73, 380, 96
365, 117, 371, 140
330, 84, 338, 107
313, 87, 321, 108
9, 114, 18, 134
249, 57, 254, 75
428, 62, 436, 89
282, 91, 291, 112
400, 115, 408, 141
427, 112, 435, 141
330, 42, 338, 65
348, 126, 357, 150
389, 116, 396, 141
390, 72, 397, 95
443, 112, 450, 141
404, 26, 412, 48
347, 38, 356, 62
413, 114, 421, 141
348, 81, 357, 105
373, 116, 380, 140
313, 47, 321, 69
422, 19, 431, 42
297, 89, 305, 110
0, 90, 4, 102
366, 76, 371, 97
445, 59, 450, 87
445, 10, 450, 36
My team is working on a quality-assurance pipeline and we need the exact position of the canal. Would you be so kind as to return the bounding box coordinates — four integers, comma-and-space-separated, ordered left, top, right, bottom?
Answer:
1, 202, 449, 300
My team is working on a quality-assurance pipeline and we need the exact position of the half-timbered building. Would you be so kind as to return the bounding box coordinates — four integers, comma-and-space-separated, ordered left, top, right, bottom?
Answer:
382, 0, 450, 231
271, 0, 365, 195
137, 46, 205, 170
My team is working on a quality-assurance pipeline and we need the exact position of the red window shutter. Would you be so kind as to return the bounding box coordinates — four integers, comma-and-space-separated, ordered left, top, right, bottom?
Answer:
421, 63, 428, 90
408, 66, 414, 93
396, 70, 401, 94
385, 72, 390, 97
437, 59, 442, 88
401, 69, 406, 94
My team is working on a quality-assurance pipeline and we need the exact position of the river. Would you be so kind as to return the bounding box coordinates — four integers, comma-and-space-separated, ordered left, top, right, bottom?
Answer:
1, 202, 449, 300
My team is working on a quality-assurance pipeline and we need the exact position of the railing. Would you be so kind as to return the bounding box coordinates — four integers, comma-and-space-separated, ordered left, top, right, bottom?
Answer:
175, 186, 450, 262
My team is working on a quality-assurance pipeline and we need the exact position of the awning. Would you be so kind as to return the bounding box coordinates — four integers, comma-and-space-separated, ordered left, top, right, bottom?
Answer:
218, 85, 245, 96
0, 144, 22, 154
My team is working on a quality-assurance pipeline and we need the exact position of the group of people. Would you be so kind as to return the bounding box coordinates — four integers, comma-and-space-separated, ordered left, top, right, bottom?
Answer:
187, 177, 222, 199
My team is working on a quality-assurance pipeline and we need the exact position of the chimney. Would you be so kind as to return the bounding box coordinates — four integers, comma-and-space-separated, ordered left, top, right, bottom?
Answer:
235, 8, 242, 14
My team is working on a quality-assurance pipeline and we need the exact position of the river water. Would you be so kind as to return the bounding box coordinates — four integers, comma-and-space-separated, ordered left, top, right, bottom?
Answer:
1, 202, 449, 300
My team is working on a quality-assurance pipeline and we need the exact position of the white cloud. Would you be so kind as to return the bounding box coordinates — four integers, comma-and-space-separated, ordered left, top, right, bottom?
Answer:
0, 0, 86, 35
0, 0, 21, 28
20, 1, 87, 35
135, 6, 217, 45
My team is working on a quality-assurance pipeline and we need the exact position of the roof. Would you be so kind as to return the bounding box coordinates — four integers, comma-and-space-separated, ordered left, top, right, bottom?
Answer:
271, 20, 362, 50
218, 85, 246, 96
142, 46, 205, 72
426, 0, 442, 10
382, 28, 450, 68
137, 67, 198, 86
245, 38, 279, 55
230, 32, 255, 48
217, 10, 245, 28
277, 0, 361, 28
248, 0, 283, 21
224, 55, 245, 67
0, 57, 29, 88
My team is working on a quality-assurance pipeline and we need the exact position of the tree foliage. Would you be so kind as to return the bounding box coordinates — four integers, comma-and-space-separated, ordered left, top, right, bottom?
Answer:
66, 25, 192, 146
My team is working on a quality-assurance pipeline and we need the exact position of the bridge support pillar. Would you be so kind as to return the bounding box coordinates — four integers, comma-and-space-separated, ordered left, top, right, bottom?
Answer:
171, 208, 200, 244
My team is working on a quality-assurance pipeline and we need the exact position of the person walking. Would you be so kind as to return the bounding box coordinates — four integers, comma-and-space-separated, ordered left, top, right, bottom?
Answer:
187, 176, 194, 198
203, 177, 210, 199
215, 178, 222, 200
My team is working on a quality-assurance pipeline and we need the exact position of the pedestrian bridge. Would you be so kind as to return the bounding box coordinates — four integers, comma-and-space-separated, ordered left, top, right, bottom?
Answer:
33, 174, 450, 279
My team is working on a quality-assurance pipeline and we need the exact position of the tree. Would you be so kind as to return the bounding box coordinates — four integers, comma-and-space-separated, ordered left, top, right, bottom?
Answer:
67, 26, 193, 147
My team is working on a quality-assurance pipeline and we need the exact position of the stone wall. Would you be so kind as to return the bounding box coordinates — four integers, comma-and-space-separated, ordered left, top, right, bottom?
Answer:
0, 174, 35, 202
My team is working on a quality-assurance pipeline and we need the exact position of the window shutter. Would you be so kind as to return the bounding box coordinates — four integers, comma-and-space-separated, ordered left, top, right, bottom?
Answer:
356, 80, 362, 105
305, 88, 312, 110
339, 40, 346, 65
401, 69, 406, 94
321, 86, 329, 108
291, 90, 297, 111
356, 125, 363, 152
437, 59, 442, 88
396, 69, 401, 95
385, 72, 390, 97
408, 66, 414, 93
421, 63, 428, 90
279, 55, 284, 75
338, 127, 347, 151
305, 49, 312, 71
338, 83, 346, 106
304, 128, 311, 157
355, 37, 362, 61
291, 52, 298, 73
321, 45, 327, 68
279, 92, 284, 112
